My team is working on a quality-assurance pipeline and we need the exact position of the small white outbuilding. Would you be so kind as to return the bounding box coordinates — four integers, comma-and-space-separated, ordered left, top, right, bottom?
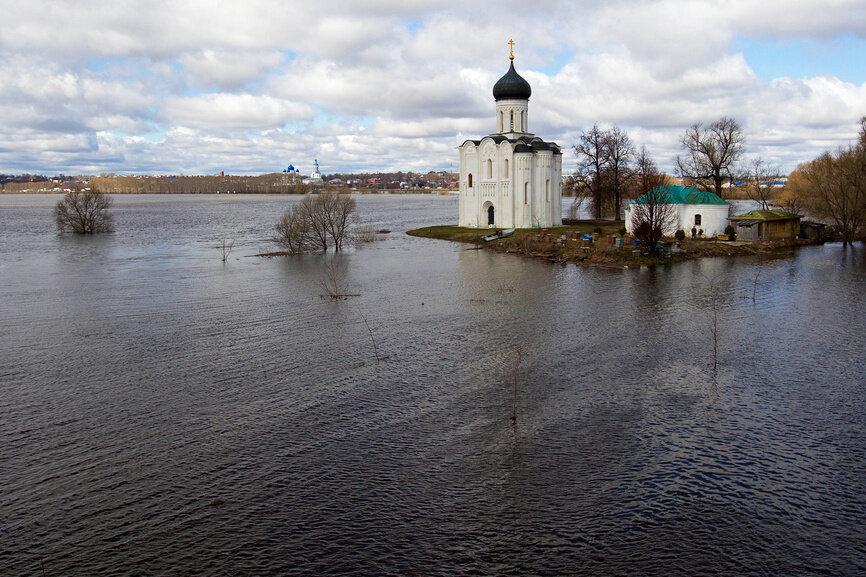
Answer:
624, 185, 730, 237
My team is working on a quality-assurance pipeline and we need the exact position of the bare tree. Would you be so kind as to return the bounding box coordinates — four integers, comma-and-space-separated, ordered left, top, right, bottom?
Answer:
359, 311, 383, 365
54, 191, 114, 234
675, 117, 745, 198
861, 115, 866, 149
776, 168, 810, 217
751, 252, 763, 303
300, 194, 331, 251
508, 345, 525, 425
574, 123, 610, 219
318, 258, 357, 300
710, 285, 719, 370
220, 239, 234, 263
273, 201, 315, 254
634, 146, 668, 199
273, 192, 358, 253
574, 124, 636, 218
566, 195, 587, 220
700, 273, 731, 371
798, 147, 865, 246
318, 192, 357, 251
745, 157, 780, 210
629, 148, 676, 256
604, 126, 636, 219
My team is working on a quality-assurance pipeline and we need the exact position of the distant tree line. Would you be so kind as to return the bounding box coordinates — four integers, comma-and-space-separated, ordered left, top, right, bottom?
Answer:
88, 174, 310, 194
2, 171, 461, 195
781, 118, 866, 246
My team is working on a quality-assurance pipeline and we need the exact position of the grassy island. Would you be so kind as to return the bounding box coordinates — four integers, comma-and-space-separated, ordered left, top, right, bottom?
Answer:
407, 220, 796, 267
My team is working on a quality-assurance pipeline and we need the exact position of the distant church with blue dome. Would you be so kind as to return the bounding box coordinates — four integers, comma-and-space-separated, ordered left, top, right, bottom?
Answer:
458, 41, 562, 228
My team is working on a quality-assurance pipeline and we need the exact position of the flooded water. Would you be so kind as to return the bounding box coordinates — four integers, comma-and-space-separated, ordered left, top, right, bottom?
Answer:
2, 194, 865, 576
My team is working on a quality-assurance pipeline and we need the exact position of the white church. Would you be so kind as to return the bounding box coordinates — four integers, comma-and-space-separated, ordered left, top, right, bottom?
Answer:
458, 44, 562, 228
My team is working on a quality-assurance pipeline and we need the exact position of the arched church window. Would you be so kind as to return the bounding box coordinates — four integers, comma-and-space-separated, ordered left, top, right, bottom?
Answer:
487, 159, 493, 179
504, 158, 509, 178
521, 111, 525, 131
468, 173, 473, 187
524, 182, 528, 205
510, 111, 514, 131
499, 111, 504, 132
546, 179, 550, 202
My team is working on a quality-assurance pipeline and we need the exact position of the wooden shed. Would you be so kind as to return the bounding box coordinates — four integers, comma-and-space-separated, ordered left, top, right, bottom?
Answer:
728, 209, 801, 242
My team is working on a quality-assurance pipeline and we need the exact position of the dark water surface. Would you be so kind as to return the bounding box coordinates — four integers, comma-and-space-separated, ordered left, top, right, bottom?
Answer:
2, 194, 865, 576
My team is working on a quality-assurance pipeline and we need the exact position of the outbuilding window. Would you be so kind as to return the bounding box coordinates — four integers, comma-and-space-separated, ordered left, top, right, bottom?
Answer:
694, 214, 702, 226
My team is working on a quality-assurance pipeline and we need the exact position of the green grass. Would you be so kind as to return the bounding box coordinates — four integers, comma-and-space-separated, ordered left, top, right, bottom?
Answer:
406, 225, 489, 243
407, 220, 627, 243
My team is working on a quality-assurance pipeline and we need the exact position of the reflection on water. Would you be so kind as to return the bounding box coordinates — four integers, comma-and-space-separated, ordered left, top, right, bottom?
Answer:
1, 194, 865, 576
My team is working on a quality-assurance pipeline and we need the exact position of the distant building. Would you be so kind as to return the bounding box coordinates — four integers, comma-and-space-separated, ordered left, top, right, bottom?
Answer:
624, 185, 730, 237
728, 209, 801, 242
304, 159, 323, 184
458, 43, 562, 228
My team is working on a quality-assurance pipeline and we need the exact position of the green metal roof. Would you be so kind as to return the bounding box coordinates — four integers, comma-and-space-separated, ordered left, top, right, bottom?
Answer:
630, 185, 728, 205
728, 209, 801, 221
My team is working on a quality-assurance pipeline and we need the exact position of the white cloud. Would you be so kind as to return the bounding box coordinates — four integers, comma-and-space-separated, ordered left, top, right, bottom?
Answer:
163, 94, 315, 130
0, 0, 865, 175
179, 49, 286, 90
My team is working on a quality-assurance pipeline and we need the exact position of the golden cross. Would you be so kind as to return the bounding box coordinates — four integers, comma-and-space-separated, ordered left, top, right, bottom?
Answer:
508, 39, 515, 60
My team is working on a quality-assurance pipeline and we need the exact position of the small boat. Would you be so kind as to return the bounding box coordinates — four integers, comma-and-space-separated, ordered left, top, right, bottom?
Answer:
483, 228, 515, 242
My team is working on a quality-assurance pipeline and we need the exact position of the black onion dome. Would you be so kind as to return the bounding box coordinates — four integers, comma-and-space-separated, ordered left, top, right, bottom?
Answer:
492, 61, 531, 101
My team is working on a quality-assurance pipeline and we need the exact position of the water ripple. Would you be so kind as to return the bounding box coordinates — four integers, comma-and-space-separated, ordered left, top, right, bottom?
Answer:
1, 196, 865, 575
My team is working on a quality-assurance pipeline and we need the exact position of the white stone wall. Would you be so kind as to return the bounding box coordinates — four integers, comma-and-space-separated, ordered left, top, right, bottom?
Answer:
496, 99, 529, 134
459, 138, 562, 229
624, 203, 730, 237
678, 204, 729, 237
458, 87, 561, 228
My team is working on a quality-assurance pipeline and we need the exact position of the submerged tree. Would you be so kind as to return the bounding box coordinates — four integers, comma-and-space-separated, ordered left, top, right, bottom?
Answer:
54, 191, 114, 234
273, 192, 357, 253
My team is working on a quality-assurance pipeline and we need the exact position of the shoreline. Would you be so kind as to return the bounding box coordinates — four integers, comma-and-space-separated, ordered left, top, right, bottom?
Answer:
407, 223, 813, 267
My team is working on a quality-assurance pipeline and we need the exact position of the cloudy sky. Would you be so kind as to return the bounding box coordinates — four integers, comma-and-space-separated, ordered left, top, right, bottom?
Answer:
1, 0, 865, 177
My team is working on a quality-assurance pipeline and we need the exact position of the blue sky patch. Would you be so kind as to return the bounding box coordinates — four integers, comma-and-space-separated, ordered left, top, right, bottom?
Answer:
535, 49, 572, 76
734, 34, 866, 84
404, 19, 423, 34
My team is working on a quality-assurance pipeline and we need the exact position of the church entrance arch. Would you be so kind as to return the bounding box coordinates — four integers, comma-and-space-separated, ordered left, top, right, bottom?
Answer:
485, 203, 495, 226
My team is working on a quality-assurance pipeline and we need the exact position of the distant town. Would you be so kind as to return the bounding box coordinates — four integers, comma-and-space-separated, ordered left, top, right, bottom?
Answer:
0, 170, 788, 197
0, 170, 461, 194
